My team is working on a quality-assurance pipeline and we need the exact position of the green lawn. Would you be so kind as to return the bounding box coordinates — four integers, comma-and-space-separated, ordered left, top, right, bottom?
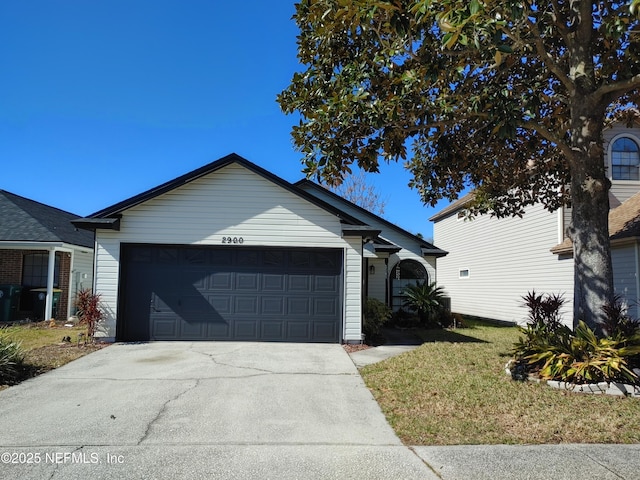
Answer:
360, 320, 640, 445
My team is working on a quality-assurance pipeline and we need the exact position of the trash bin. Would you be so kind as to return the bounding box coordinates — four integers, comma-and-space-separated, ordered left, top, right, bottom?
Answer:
30, 288, 62, 320
0, 284, 22, 322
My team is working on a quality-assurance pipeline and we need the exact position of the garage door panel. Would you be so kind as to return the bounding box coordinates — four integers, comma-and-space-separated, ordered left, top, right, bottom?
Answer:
262, 274, 285, 291
120, 246, 342, 342
313, 321, 338, 341
234, 321, 258, 338
180, 320, 205, 338
207, 322, 230, 338
236, 273, 258, 290
288, 297, 311, 315
287, 321, 311, 341
314, 298, 338, 316
289, 275, 310, 291
314, 276, 339, 292
209, 295, 232, 314
260, 321, 284, 340
210, 272, 232, 289
235, 296, 258, 314
152, 317, 179, 339
262, 297, 285, 315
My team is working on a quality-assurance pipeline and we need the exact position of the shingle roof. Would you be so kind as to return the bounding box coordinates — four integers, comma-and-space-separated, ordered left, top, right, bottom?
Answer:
295, 179, 448, 256
0, 190, 94, 248
551, 191, 640, 254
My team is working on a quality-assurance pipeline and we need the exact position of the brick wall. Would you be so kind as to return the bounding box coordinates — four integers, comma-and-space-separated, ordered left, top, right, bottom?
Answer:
0, 250, 22, 284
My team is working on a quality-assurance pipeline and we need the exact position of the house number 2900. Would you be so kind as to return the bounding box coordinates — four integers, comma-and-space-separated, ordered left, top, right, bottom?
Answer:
222, 236, 244, 244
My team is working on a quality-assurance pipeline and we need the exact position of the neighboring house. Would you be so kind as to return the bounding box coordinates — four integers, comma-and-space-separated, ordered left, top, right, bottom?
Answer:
0, 190, 94, 322
73, 154, 446, 343
431, 121, 640, 325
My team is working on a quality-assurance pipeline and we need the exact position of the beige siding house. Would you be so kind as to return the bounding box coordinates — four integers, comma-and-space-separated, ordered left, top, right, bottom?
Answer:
431, 122, 640, 325
75, 154, 446, 343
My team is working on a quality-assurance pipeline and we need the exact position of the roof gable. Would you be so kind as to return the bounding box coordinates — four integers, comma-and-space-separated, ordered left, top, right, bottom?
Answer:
0, 190, 94, 248
77, 154, 372, 231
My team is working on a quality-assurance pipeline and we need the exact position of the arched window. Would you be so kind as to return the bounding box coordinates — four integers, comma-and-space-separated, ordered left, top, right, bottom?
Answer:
389, 259, 428, 311
611, 136, 640, 181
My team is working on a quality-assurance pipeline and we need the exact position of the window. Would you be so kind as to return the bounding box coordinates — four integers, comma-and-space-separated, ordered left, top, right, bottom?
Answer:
22, 253, 60, 288
611, 136, 640, 181
459, 269, 470, 278
390, 260, 429, 311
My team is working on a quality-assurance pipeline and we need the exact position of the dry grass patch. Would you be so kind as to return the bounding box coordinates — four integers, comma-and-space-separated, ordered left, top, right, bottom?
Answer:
361, 321, 640, 445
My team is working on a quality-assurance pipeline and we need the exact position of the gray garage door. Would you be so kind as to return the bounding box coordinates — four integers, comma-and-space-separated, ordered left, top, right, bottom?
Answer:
118, 245, 343, 342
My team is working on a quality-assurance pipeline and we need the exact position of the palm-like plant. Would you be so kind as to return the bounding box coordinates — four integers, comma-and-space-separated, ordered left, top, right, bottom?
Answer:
402, 281, 447, 326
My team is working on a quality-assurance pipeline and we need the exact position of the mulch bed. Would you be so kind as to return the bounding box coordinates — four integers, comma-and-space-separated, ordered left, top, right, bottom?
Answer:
342, 343, 372, 353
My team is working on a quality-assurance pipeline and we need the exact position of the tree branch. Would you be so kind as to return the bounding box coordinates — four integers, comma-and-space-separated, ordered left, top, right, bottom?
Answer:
521, 120, 573, 159
526, 17, 575, 94
593, 74, 640, 101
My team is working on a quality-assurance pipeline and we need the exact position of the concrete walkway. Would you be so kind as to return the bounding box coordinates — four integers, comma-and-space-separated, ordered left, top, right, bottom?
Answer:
0, 342, 436, 479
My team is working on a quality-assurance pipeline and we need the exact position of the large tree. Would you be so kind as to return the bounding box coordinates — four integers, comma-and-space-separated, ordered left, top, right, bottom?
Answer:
278, 0, 640, 330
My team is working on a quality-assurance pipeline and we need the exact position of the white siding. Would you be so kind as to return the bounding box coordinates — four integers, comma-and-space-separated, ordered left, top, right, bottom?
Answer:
367, 257, 388, 303
68, 249, 94, 317
94, 163, 361, 340
434, 203, 574, 325
343, 236, 363, 341
612, 243, 639, 318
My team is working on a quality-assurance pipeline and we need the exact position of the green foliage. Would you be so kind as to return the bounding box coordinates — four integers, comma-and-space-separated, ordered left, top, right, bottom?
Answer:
511, 291, 640, 385
527, 321, 640, 385
0, 332, 26, 385
402, 281, 447, 327
601, 295, 640, 339
278, 0, 639, 214
74, 289, 104, 339
511, 291, 573, 375
363, 298, 392, 338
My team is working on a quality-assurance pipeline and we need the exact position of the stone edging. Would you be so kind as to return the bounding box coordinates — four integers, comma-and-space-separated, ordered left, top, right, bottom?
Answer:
504, 361, 640, 398
545, 380, 640, 397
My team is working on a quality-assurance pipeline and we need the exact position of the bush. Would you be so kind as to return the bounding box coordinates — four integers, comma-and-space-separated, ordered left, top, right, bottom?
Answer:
0, 333, 26, 385
74, 289, 104, 340
510, 291, 640, 385
601, 295, 640, 339
402, 281, 447, 327
363, 298, 392, 339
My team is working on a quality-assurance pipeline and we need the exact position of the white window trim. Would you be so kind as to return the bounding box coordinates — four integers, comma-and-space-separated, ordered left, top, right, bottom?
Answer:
608, 133, 640, 183
459, 268, 470, 279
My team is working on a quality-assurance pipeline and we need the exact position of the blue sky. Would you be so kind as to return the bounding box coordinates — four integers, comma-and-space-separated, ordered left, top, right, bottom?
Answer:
0, 1, 450, 240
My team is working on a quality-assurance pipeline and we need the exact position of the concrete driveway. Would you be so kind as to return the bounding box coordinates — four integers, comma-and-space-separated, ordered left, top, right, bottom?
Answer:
0, 342, 436, 479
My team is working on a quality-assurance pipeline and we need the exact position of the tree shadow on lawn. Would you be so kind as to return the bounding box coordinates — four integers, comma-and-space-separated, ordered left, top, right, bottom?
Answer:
414, 328, 490, 344
381, 326, 489, 345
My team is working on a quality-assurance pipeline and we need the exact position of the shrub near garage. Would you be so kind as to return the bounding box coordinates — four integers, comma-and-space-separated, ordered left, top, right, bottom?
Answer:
510, 292, 640, 385
363, 298, 392, 340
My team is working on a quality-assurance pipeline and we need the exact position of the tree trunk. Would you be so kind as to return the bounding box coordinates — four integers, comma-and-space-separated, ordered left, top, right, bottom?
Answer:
568, 100, 614, 333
